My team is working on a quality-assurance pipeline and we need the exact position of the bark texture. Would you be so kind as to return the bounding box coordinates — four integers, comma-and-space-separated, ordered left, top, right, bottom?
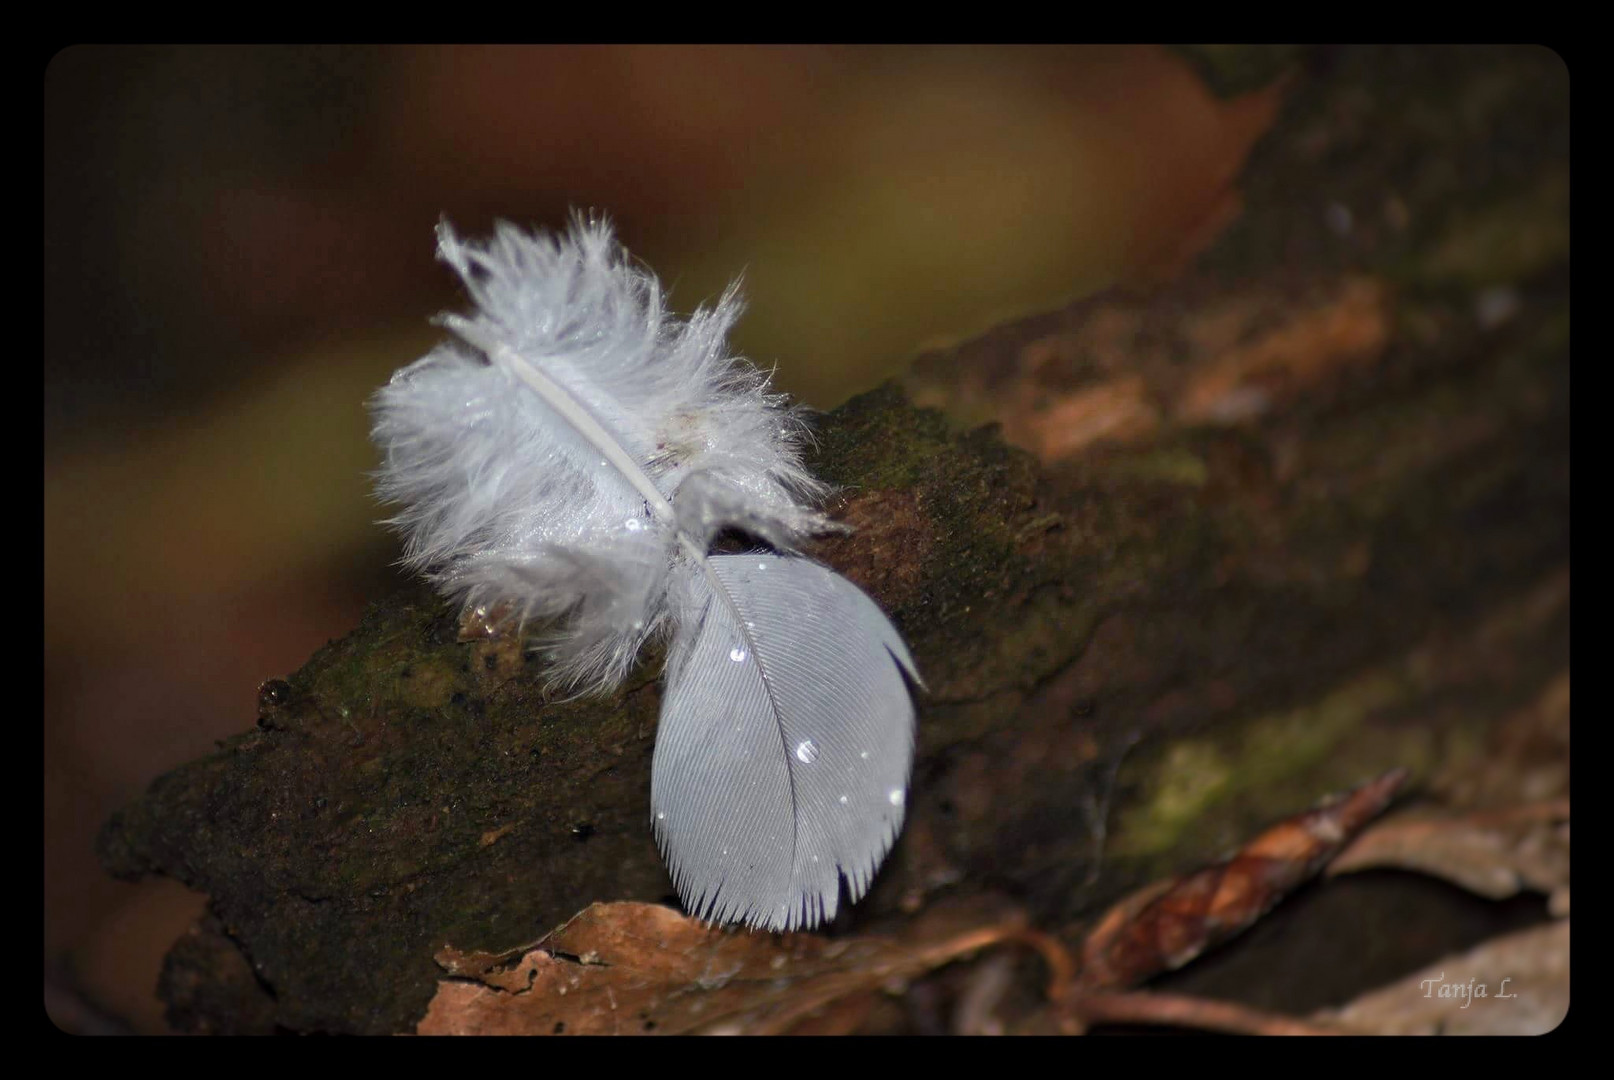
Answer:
100, 45, 1569, 1034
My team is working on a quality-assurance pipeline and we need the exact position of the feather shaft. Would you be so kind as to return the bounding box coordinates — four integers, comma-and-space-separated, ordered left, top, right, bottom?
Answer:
371, 217, 919, 932
443, 323, 678, 525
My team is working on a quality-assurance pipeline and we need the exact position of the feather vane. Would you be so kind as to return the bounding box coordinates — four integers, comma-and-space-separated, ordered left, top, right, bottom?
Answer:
370, 216, 917, 929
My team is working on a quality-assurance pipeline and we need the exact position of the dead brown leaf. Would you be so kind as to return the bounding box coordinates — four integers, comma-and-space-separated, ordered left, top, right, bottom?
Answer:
1077, 769, 1408, 990
1329, 800, 1569, 903
417, 897, 1030, 1035
418, 769, 1498, 1036
1314, 919, 1568, 1035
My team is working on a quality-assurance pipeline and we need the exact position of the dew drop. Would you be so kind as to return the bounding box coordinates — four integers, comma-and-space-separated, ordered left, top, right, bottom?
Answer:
656, 811, 666, 821
838, 794, 849, 805
795, 739, 819, 764
888, 788, 905, 807
859, 750, 870, 760
729, 646, 747, 662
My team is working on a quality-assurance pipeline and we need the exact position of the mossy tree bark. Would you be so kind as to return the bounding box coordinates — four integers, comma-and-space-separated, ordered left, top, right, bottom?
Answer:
100, 45, 1568, 1034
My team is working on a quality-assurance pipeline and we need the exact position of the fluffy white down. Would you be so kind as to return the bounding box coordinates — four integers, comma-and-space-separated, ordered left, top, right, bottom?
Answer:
369, 217, 828, 692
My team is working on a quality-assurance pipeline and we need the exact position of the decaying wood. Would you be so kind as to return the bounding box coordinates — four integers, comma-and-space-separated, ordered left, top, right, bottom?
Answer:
99, 45, 1568, 1033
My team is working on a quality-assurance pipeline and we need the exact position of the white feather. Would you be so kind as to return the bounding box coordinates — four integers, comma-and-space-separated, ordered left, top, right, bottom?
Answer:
370, 216, 916, 929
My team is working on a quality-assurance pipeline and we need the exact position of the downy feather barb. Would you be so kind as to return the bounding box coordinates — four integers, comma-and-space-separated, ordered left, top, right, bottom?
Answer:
369, 216, 917, 930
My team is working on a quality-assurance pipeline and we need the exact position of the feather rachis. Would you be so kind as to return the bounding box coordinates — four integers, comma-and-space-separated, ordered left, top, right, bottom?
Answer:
370, 216, 918, 929
372, 217, 811, 689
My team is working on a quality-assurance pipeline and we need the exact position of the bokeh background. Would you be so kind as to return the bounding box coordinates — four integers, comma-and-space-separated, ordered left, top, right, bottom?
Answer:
45, 44, 1296, 1032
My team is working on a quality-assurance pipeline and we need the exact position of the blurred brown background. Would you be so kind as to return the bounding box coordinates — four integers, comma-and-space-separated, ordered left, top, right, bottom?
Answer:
44, 44, 1295, 1032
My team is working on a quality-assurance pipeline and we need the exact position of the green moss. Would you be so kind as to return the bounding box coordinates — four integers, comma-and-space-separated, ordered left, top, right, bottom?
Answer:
1114, 668, 1431, 861
812, 383, 956, 492
1121, 739, 1235, 854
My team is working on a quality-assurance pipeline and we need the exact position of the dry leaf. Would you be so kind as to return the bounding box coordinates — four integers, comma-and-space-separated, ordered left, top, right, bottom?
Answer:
1078, 769, 1408, 990
418, 897, 1027, 1035
1315, 919, 1568, 1035
1329, 801, 1569, 901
